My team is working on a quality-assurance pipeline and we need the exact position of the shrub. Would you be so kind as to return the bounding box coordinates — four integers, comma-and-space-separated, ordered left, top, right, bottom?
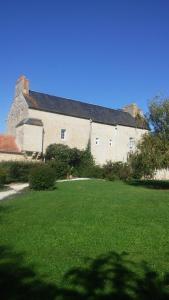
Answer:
48, 161, 70, 179
29, 165, 56, 190
129, 179, 169, 189
77, 165, 103, 179
45, 143, 95, 179
128, 151, 155, 179
103, 161, 132, 181
0, 168, 7, 187
0, 161, 42, 183
45, 144, 71, 163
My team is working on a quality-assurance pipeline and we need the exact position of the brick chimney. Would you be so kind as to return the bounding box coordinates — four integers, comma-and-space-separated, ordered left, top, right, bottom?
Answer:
123, 103, 143, 118
15, 75, 29, 97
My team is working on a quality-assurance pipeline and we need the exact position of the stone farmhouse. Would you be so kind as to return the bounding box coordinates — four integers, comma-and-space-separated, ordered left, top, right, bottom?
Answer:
0, 75, 148, 164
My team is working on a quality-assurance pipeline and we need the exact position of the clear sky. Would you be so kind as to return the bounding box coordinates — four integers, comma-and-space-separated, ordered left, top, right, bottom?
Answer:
0, 0, 169, 133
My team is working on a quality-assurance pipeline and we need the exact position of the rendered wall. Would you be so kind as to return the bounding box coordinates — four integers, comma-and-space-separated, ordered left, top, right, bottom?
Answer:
154, 169, 169, 180
91, 123, 147, 164
28, 108, 147, 164
29, 109, 91, 151
16, 124, 43, 152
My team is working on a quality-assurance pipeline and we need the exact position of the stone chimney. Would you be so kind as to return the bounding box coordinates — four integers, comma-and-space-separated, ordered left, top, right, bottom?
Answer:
123, 103, 143, 118
15, 75, 29, 97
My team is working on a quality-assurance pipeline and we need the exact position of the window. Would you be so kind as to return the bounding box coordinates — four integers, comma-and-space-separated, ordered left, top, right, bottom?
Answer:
129, 137, 135, 150
109, 139, 112, 146
95, 137, 100, 145
61, 129, 66, 140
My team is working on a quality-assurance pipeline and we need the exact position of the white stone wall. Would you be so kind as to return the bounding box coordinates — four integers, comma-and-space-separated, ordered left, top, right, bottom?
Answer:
22, 124, 43, 152
154, 169, 169, 180
91, 123, 147, 164
16, 124, 43, 152
29, 109, 91, 151
16, 125, 24, 150
28, 108, 147, 164
0, 152, 25, 162
7, 93, 29, 136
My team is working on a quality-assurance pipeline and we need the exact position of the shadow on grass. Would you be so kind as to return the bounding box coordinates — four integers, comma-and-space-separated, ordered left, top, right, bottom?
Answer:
127, 179, 169, 190
0, 245, 58, 300
0, 245, 169, 300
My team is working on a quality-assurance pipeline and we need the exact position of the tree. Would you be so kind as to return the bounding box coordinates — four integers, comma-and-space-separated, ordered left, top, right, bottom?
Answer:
45, 144, 71, 163
148, 96, 169, 139
129, 97, 169, 178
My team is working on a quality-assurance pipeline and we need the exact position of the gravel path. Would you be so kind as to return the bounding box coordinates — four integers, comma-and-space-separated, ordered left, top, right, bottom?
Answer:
0, 178, 91, 201
0, 183, 29, 201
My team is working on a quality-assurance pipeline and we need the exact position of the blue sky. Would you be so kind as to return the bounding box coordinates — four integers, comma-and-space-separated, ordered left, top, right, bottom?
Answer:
0, 0, 169, 133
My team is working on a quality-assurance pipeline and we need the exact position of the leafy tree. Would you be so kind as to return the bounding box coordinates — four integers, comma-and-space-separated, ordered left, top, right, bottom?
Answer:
45, 144, 71, 163
129, 97, 169, 178
148, 96, 169, 139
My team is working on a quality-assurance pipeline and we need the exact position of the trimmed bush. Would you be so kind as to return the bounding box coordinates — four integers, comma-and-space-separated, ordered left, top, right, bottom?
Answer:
0, 161, 42, 183
0, 168, 7, 187
129, 179, 169, 189
29, 165, 56, 190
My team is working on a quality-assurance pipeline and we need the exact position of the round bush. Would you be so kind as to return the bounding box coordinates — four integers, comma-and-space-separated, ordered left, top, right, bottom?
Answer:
29, 165, 56, 190
0, 168, 7, 187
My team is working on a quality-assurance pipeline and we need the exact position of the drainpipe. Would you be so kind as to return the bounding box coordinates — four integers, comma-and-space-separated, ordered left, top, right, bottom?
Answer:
89, 119, 92, 151
41, 127, 45, 161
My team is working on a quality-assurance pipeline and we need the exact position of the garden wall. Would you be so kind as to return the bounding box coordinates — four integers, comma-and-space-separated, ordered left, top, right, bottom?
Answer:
0, 151, 25, 162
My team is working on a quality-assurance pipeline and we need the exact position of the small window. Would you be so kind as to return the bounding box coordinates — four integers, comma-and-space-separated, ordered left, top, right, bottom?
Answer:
129, 137, 135, 150
61, 129, 66, 140
95, 137, 100, 145
109, 139, 112, 146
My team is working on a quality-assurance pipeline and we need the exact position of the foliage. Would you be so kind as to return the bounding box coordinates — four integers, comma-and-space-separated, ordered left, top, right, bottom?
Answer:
129, 179, 169, 189
148, 96, 169, 139
0, 161, 41, 183
129, 97, 169, 178
0, 168, 7, 187
68, 147, 83, 168
48, 160, 70, 179
45, 144, 71, 162
78, 165, 103, 178
45, 143, 95, 178
103, 161, 132, 181
129, 133, 169, 178
29, 165, 56, 190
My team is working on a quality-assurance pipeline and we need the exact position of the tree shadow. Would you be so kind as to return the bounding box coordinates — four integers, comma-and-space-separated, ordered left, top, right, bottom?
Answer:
58, 252, 169, 300
0, 245, 58, 300
0, 246, 169, 299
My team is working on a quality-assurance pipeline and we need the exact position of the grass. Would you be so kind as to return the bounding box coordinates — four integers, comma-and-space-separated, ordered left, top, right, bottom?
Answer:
0, 180, 169, 298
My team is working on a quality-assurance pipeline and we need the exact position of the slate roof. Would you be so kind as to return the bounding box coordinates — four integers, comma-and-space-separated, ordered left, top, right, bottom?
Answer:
0, 135, 20, 153
16, 118, 43, 127
24, 90, 147, 129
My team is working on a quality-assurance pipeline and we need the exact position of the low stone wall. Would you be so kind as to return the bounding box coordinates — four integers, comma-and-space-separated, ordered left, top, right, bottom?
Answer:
154, 169, 169, 180
0, 151, 25, 162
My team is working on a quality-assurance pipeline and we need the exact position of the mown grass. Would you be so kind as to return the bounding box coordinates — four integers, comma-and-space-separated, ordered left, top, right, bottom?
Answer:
0, 180, 169, 297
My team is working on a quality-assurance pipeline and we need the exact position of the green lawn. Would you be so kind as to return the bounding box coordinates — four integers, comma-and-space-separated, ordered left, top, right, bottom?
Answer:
0, 180, 169, 299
